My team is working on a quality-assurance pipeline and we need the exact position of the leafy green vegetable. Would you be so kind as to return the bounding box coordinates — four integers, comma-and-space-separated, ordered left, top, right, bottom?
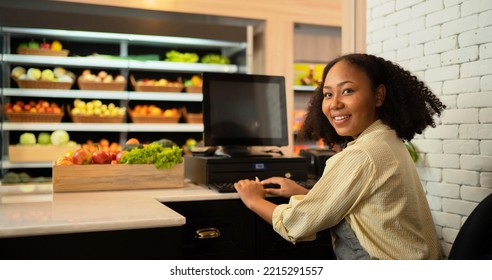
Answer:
3, 172, 21, 183
19, 132, 36, 145
37, 132, 51, 145
122, 143, 144, 151
201, 53, 230, 64
119, 142, 183, 169
154, 138, 177, 148
165, 50, 199, 63
19, 172, 31, 182
50, 130, 70, 145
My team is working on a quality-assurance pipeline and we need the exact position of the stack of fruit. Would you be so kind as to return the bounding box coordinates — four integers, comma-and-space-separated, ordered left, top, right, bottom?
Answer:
70, 99, 126, 122
11, 66, 75, 88
17, 39, 68, 56
54, 137, 182, 170
4, 100, 64, 122
78, 69, 126, 91
5, 99, 62, 115
81, 138, 122, 154
164, 50, 230, 65
184, 75, 202, 93
165, 50, 199, 63
130, 105, 180, 123
131, 75, 183, 92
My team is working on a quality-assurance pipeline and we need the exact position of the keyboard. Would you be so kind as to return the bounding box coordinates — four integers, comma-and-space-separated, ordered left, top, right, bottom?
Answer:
206, 178, 318, 193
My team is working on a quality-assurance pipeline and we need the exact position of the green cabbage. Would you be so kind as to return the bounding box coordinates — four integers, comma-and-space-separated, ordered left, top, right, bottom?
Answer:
37, 132, 51, 145
19, 132, 36, 145
50, 130, 70, 145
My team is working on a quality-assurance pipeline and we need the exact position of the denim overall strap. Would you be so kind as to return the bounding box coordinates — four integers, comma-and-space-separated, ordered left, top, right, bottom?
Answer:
331, 219, 371, 260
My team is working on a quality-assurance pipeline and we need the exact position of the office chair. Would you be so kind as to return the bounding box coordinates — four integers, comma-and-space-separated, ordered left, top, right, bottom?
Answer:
448, 193, 492, 260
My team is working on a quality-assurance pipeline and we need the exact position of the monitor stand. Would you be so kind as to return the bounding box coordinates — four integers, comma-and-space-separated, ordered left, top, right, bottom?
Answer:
214, 146, 274, 158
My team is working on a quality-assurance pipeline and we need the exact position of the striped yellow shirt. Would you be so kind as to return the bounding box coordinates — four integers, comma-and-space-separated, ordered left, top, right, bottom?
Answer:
272, 120, 441, 259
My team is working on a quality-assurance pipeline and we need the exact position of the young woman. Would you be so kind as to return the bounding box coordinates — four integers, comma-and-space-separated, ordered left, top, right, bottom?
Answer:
234, 53, 446, 259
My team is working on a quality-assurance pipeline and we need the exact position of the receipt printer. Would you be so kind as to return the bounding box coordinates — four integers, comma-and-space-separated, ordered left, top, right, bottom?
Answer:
299, 148, 337, 178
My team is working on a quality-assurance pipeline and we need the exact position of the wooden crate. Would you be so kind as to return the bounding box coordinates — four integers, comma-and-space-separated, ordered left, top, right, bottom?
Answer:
13, 77, 73, 89
9, 145, 80, 162
184, 113, 203, 123
52, 163, 184, 192
17, 47, 70, 57
130, 114, 180, 123
6, 112, 64, 123
131, 75, 183, 92
78, 77, 127, 91
185, 86, 202, 93
71, 114, 125, 123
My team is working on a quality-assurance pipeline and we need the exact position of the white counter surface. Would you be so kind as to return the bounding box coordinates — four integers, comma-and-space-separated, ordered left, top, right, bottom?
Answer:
0, 182, 239, 238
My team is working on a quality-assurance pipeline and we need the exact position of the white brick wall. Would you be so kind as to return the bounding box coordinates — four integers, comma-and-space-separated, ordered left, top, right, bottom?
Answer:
367, 0, 492, 258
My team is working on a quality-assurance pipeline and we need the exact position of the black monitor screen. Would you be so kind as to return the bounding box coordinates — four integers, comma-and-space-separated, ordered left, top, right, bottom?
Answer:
202, 72, 288, 151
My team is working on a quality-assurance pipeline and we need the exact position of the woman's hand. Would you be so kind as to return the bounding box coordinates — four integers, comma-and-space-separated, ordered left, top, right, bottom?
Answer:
261, 177, 309, 197
234, 179, 266, 209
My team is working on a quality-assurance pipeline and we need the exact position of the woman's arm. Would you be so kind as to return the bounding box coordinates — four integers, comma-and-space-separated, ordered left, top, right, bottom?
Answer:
234, 179, 277, 224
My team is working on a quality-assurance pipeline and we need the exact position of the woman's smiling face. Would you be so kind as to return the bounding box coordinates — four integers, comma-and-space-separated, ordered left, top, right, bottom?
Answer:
322, 60, 386, 139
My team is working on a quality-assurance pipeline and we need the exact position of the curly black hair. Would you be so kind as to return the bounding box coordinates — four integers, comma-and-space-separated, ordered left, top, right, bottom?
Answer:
298, 53, 446, 146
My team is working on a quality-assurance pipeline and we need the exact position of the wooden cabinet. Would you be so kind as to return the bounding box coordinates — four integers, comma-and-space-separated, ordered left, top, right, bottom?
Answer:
165, 198, 334, 260
0, 227, 182, 260
0, 197, 333, 260
165, 199, 256, 259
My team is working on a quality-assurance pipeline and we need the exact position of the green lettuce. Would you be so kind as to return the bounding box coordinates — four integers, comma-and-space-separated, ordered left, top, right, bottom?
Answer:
119, 142, 183, 169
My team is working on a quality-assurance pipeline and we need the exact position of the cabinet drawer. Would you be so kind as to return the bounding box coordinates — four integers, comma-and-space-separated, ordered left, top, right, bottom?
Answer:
165, 200, 256, 259
257, 197, 334, 260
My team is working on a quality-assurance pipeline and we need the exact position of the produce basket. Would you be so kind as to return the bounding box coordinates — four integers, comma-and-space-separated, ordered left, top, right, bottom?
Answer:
184, 113, 203, 123
12, 76, 73, 90
131, 75, 183, 92
9, 144, 80, 162
78, 76, 127, 91
185, 86, 202, 93
17, 47, 70, 57
71, 114, 125, 123
6, 111, 64, 123
130, 113, 180, 123
53, 163, 184, 192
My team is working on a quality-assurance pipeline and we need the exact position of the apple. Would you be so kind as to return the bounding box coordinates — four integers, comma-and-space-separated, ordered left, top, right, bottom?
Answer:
92, 150, 111, 164
55, 157, 73, 166
115, 150, 127, 163
40, 41, 51, 50
72, 148, 92, 164
108, 152, 117, 161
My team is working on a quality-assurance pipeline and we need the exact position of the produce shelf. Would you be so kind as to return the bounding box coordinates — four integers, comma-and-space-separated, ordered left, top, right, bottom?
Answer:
127, 123, 203, 132
294, 85, 316, 92
3, 88, 202, 101
2, 27, 246, 49
1, 122, 203, 133
2, 122, 128, 132
128, 91, 202, 102
2, 54, 129, 69
2, 160, 53, 169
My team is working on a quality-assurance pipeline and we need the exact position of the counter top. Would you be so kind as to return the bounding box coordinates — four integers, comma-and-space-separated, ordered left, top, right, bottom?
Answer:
0, 182, 239, 238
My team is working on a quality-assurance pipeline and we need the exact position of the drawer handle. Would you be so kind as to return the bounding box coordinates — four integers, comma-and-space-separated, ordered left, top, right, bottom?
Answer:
195, 227, 221, 239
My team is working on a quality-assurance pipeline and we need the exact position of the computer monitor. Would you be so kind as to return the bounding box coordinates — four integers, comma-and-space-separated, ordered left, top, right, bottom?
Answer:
202, 72, 288, 157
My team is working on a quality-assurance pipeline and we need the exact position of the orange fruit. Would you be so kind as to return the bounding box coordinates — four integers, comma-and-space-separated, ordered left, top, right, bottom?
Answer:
126, 138, 140, 145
